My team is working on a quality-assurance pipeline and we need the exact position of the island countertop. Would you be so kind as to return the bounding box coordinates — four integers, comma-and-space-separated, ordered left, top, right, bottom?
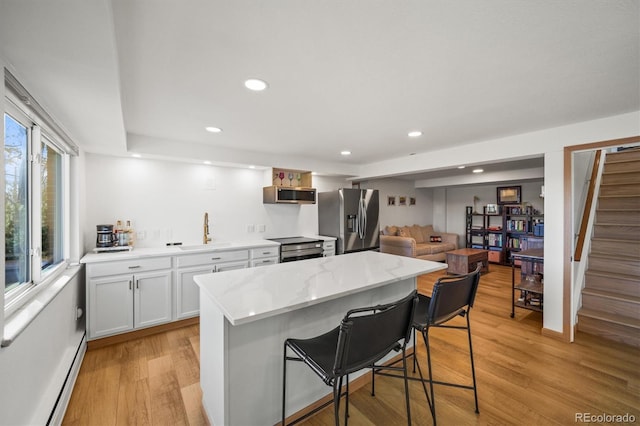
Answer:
194, 250, 447, 326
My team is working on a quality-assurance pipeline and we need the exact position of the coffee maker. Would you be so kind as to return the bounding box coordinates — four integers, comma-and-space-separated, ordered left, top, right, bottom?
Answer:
96, 224, 115, 248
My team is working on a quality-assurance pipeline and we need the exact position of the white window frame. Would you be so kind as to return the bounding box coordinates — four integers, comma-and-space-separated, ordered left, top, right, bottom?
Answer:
3, 73, 76, 318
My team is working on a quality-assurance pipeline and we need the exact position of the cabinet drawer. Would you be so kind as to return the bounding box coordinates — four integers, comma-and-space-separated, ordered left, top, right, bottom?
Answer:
323, 241, 335, 249
177, 249, 249, 268
250, 246, 279, 259
88, 256, 172, 278
250, 257, 279, 267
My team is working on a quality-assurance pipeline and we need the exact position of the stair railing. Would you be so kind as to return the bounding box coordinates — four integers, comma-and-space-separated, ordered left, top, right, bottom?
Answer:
573, 150, 602, 261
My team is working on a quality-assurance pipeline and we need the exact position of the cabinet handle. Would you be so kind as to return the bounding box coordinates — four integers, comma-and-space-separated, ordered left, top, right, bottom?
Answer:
129, 280, 132, 290
262, 252, 271, 255
211, 257, 221, 260
262, 260, 271, 263
136, 279, 139, 289
128, 265, 141, 269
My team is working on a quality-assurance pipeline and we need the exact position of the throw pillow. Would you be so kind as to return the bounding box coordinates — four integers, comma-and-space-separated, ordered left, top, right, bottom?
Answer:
430, 235, 443, 243
420, 225, 435, 242
384, 225, 399, 236
410, 225, 424, 243
398, 227, 412, 238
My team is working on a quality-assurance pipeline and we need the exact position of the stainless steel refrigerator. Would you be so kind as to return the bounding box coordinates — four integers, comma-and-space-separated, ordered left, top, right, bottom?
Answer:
318, 189, 380, 254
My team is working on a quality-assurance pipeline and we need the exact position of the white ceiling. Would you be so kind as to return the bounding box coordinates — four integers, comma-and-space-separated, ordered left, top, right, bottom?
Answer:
1, 0, 638, 182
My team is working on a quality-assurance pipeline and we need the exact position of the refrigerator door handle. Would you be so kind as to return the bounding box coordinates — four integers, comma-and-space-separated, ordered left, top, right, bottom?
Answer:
359, 198, 366, 239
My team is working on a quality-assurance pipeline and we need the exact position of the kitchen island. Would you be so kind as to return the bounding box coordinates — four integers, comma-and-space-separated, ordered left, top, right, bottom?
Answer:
194, 250, 446, 425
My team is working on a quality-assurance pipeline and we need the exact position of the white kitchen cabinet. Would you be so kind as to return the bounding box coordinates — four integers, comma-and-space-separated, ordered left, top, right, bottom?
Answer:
87, 256, 173, 339
175, 249, 250, 319
176, 266, 212, 320
83, 241, 281, 340
322, 240, 336, 256
88, 274, 133, 338
250, 246, 280, 267
134, 270, 172, 328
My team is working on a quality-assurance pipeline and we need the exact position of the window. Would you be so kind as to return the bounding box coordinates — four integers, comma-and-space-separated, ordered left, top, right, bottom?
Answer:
40, 137, 63, 271
4, 70, 76, 311
4, 113, 30, 294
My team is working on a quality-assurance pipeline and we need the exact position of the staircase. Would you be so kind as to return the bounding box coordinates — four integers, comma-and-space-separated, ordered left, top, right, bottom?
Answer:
577, 147, 640, 347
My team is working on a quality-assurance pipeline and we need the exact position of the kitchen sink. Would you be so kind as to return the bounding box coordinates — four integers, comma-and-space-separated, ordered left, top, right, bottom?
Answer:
179, 242, 232, 251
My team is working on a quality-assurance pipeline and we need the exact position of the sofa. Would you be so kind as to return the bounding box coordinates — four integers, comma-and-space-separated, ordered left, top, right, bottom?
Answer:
379, 224, 458, 262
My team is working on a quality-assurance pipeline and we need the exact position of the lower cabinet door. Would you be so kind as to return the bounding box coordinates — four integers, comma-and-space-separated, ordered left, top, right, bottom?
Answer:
134, 270, 173, 329
176, 266, 212, 319
89, 275, 134, 339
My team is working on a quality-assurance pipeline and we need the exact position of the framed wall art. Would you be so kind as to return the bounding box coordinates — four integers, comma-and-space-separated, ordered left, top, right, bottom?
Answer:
497, 186, 521, 205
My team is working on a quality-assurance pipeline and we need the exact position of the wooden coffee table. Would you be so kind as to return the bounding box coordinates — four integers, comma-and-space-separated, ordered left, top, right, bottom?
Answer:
445, 248, 489, 275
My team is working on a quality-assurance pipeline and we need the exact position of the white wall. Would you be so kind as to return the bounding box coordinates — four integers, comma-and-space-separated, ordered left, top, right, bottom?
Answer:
359, 178, 433, 230
83, 154, 348, 252
0, 271, 85, 425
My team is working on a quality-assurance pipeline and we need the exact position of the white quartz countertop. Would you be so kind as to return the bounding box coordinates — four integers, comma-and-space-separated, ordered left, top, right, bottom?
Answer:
194, 251, 446, 326
80, 240, 280, 264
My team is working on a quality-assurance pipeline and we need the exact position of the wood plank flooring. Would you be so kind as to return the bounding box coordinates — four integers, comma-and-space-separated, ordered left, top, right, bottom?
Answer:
63, 265, 640, 425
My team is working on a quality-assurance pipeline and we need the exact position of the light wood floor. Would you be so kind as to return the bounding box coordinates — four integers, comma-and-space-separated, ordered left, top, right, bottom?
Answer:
63, 265, 640, 425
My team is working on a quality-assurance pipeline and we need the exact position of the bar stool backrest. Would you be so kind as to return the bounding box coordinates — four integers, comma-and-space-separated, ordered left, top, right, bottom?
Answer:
427, 267, 481, 326
333, 291, 418, 377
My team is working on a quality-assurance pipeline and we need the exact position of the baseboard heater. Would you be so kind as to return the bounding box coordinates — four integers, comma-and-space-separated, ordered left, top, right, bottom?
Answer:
47, 333, 87, 425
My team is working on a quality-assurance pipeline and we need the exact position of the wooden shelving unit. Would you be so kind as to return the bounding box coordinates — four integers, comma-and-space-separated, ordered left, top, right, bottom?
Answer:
511, 248, 544, 317
270, 168, 312, 188
465, 205, 544, 266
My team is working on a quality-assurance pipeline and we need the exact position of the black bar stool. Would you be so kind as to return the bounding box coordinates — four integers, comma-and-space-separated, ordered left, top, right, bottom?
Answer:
282, 290, 418, 425
373, 266, 481, 425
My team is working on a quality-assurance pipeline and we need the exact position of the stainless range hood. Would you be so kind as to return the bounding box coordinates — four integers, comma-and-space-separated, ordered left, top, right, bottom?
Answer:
263, 186, 316, 204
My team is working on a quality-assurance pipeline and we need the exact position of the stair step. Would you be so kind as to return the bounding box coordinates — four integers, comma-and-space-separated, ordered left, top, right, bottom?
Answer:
605, 148, 640, 162
603, 161, 640, 174
597, 195, 640, 210
590, 238, 640, 258
599, 183, 640, 197
588, 254, 640, 277
585, 270, 640, 297
582, 288, 640, 320
592, 223, 640, 241
577, 308, 640, 348
595, 209, 640, 225
601, 170, 640, 185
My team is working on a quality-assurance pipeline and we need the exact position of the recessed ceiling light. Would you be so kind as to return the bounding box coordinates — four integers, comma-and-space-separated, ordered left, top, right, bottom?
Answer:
341, 150, 351, 156
458, 165, 466, 169
473, 168, 484, 173
248, 165, 255, 169
244, 79, 268, 91
204, 161, 212, 165
131, 153, 141, 158
205, 126, 222, 133
408, 131, 422, 138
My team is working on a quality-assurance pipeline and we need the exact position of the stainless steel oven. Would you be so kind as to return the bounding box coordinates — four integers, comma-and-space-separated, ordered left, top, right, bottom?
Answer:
267, 237, 324, 262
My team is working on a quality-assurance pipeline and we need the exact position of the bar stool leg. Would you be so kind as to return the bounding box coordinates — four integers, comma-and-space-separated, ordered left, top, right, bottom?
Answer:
423, 329, 437, 425
282, 342, 287, 426
467, 315, 480, 413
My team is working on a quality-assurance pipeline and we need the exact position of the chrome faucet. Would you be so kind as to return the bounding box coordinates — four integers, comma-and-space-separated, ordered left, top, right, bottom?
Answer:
203, 212, 212, 244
